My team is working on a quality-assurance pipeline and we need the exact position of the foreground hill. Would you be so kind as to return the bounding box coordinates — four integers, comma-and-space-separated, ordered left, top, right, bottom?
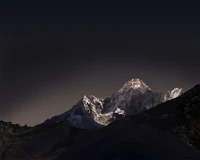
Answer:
132, 84, 200, 151
55, 119, 200, 160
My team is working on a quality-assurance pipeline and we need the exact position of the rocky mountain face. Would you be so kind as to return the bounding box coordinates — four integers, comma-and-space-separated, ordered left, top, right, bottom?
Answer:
40, 78, 183, 129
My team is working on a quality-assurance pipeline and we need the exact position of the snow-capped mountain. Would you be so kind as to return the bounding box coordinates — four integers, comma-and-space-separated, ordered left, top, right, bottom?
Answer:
39, 78, 183, 129
163, 87, 183, 101
104, 79, 183, 115
2, 84, 200, 160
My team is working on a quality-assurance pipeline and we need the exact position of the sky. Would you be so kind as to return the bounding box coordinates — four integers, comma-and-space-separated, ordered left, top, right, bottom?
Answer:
1, 4, 200, 126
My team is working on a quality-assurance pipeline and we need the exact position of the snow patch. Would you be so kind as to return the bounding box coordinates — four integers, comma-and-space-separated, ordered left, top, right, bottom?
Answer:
164, 88, 183, 101
118, 78, 151, 93
114, 108, 125, 115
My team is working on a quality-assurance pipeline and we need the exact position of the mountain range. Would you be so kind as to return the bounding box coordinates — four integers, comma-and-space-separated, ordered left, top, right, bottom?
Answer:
39, 78, 183, 129
1, 78, 200, 160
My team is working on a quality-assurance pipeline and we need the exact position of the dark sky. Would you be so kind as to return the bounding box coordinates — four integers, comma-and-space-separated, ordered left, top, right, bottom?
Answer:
1, 4, 200, 126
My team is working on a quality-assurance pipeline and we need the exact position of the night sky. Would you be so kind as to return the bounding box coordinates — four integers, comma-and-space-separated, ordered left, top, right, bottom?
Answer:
1, 4, 200, 126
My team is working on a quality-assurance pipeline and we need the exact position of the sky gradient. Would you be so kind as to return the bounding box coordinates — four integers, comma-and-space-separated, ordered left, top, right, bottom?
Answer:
1, 5, 200, 126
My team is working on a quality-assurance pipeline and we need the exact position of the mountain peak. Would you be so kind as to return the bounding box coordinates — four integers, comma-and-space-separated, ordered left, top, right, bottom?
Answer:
130, 78, 150, 89
118, 78, 151, 93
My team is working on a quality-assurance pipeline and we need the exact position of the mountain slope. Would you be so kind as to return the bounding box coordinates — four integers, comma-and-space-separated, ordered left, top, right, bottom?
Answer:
132, 84, 200, 151
0, 121, 85, 160
55, 119, 200, 160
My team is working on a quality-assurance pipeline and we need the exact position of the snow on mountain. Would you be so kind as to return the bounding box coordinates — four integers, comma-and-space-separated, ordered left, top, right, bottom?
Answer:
163, 88, 183, 101
104, 79, 183, 116
104, 79, 161, 115
39, 78, 183, 129
118, 78, 151, 93
66, 95, 113, 128
114, 108, 125, 115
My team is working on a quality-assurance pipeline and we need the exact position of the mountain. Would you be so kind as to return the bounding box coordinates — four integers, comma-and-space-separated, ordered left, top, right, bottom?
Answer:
0, 84, 200, 159
40, 78, 183, 129
38, 84, 200, 160
103, 79, 182, 114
